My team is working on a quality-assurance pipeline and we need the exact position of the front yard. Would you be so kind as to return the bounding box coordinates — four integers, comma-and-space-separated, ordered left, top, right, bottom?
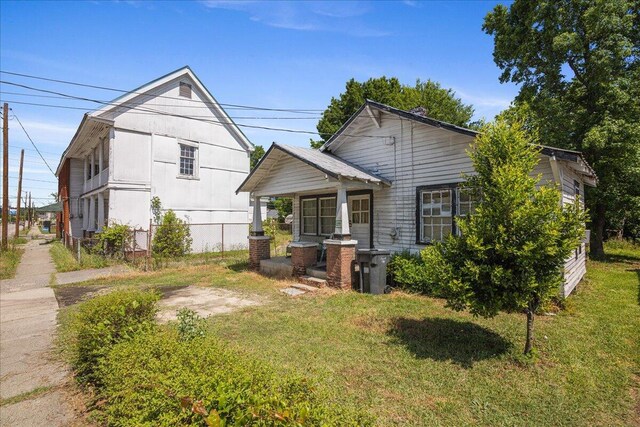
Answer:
55, 244, 639, 426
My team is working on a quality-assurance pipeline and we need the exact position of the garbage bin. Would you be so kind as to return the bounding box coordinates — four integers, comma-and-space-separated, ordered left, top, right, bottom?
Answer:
42, 220, 51, 233
356, 249, 391, 294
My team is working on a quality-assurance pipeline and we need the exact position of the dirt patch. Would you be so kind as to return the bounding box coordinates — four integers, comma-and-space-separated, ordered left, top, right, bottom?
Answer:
157, 286, 263, 322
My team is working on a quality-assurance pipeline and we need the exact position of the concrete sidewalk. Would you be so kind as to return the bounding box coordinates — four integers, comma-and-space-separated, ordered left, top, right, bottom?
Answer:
0, 239, 77, 426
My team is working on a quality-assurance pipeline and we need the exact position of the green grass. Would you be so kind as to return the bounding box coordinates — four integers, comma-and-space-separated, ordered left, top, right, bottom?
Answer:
0, 244, 25, 279
49, 241, 113, 272
0, 386, 55, 407
55, 242, 639, 426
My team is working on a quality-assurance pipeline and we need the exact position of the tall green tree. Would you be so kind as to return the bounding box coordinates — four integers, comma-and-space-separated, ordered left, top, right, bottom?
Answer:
422, 120, 586, 354
311, 77, 475, 148
483, 0, 640, 258
250, 145, 265, 170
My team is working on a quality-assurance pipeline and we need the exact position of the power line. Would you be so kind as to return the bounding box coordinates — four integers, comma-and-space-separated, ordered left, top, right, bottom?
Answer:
0, 80, 384, 140
0, 99, 321, 119
10, 110, 56, 176
0, 70, 324, 113
8, 175, 57, 183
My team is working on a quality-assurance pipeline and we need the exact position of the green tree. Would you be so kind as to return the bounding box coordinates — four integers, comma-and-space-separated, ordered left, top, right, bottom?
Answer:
250, 145, 265, 169
152, 210, 192, 258
483, 0, 640, 257
311, 77, 475, 148
272, 197, 292, 221
150, 196, 162, 225
422, 121, 585, 354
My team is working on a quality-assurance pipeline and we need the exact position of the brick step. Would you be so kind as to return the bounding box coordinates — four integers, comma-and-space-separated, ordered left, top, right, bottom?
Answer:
298, 275, 327, 288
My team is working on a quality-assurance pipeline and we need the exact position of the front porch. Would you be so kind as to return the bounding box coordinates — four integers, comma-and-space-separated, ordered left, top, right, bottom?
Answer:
237, 143, 391, 289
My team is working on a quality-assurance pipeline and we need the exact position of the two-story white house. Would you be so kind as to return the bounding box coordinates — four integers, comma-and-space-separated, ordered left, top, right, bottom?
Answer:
56, 66, 254, 252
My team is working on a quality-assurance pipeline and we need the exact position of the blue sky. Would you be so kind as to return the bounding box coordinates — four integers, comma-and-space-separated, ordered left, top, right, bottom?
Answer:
1, 0, 515, 207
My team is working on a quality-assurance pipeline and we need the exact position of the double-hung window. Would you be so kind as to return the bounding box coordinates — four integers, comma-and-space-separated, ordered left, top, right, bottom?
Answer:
301, 195, 337, 236
301, 198, 318, 235
417, 186, 481, 244
420, 189, 453, 243
179, 143, 197, 177
319, 197, 336, 235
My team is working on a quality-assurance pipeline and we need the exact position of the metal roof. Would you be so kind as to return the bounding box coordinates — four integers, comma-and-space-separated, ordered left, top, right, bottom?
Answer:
236, 143, 391, 194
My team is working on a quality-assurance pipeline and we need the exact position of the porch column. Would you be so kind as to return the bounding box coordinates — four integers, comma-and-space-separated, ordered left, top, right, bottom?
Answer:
98, 139, 104, 185
88, 196, 95, 231
248, 194, 270, 270
326, 186, 357, 289
90, 149, 95, 180
82, 198, 89, 230
333, 187, 351, 240
97, 192, 105, 232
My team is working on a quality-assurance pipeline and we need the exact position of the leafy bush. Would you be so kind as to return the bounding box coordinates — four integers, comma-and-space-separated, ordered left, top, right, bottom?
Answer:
96, 222, 132, 257
387, 250, 438, 295
153, 210, 192, 258
176, 308, 206, 341
63, 289, 160, 385
98, 328, 372, 426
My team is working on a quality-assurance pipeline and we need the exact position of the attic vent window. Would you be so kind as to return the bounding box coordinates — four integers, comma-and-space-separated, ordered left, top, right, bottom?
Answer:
179, 82, 192, 98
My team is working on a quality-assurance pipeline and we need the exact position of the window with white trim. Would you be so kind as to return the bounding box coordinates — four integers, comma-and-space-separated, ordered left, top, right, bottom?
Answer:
319, 197, 336, 235
179, 144, 197, 176
301, 198, 317, 235
420, 189, 452, 243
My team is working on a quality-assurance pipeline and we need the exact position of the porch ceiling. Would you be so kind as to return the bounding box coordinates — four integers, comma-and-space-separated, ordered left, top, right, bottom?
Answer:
55, 115, 113, 176
236, 143, 391, 196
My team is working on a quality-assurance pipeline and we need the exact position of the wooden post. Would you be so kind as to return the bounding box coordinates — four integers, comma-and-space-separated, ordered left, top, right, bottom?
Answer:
14, 149, 24, 238
27, 191, 32, 230
2, 103, 8, 250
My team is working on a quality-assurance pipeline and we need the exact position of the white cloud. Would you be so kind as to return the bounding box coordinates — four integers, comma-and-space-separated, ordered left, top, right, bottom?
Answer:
200, 1, 390, 37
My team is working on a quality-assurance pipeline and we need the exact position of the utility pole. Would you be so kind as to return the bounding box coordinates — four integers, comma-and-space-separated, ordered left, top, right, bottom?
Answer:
14, 149, 24, 238
27, 191, 31, 230
2, 103, 8, 250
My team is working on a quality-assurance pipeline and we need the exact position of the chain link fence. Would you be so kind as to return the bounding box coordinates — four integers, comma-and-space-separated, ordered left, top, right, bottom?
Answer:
63, 221, 293, 265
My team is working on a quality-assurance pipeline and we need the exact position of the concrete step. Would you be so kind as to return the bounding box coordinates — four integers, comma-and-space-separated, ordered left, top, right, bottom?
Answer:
299, 275, 327, 288
291, 283, 320, 292
306, 266, 327, 280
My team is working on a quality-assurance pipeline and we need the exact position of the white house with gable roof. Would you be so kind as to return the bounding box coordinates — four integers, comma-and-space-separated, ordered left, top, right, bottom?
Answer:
56, 66, 255, 252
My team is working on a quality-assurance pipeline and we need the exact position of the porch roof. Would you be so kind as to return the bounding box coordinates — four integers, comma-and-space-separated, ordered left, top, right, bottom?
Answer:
236, 143, 391, 194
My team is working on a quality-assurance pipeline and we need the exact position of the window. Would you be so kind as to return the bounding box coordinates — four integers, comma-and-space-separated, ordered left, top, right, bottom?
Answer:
574, 179, 580, 198
179, 144, 197, 176
102, 139, 109, 170
179, 82, 192, 98
319, 197, 336, 235
420, 189, 452, 243
350, 197, 370, 225
301, 198, 317, 235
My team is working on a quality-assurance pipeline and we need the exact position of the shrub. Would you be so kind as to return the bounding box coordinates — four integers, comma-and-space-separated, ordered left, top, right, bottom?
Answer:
98, 328, 372, 426
387, 250, 438, 295
96, 222, 132, 257
176, 308, 206, 341
153, 210, 192, 258
62, 289, 160, 385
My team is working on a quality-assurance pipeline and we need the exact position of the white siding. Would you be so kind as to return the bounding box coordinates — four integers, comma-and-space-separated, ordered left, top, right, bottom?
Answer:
69, 158, 84, 237
332, 116, 475, 253
67, 73, 252, 252
331, 113, 587, 297
252, 155, 337, 196
559, 163, 587, 296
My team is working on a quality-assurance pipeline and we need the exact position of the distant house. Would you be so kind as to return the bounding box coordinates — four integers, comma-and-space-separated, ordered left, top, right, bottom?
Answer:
238, 100, 596, 297
56, 66, 255, 252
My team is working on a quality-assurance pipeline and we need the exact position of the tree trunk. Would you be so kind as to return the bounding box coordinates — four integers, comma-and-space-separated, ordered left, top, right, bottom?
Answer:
590, 201, 606, 260
524, 306, 535, 355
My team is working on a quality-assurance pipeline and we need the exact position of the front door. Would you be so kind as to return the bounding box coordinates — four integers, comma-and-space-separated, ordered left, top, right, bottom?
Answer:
348, 194, 371, 249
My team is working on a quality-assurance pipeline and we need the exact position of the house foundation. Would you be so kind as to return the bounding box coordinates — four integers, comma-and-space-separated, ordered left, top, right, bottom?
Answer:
325, 239, 357, 289
290, 241, 318, 277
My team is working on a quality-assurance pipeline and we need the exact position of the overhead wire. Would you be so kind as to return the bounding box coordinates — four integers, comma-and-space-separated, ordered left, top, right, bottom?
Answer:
0, 70, 324, 113
10, 110, 56, 175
